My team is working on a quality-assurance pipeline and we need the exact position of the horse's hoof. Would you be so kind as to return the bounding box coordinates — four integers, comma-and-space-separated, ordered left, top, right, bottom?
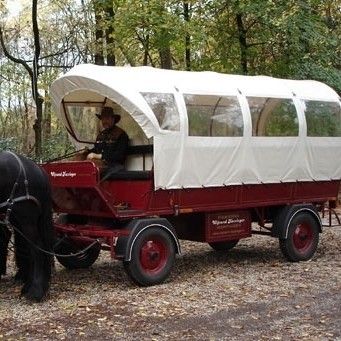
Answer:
24, 289, 46, 303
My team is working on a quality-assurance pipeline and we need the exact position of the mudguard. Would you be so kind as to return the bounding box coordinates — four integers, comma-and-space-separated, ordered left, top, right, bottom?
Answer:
115, 218, 181, 261
272, 204, 322, 239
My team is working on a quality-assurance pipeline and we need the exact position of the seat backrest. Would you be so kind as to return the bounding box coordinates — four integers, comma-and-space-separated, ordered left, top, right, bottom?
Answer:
125, 145, 153, 171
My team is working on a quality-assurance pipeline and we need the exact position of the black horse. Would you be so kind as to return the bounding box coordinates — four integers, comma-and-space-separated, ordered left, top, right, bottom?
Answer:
0, 151, 54, 301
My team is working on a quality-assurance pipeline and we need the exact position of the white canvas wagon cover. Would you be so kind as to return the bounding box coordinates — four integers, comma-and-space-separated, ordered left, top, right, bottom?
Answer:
51, 64, 341, 189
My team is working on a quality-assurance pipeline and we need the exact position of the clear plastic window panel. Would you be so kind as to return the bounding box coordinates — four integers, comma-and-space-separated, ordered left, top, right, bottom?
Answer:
304, 100, 341, 137
248, 97, 298, 136
142, 93, 180, 131
184, 94, 243, 137
66, 104, 102, 142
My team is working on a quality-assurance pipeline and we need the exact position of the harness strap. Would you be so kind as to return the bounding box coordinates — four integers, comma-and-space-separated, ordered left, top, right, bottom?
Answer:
0, 195, 41, 209
7, 151, 30, 199
0, 152, 41, 214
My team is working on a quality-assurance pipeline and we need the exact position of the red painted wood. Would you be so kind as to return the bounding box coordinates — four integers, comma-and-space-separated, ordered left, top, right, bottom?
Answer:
42, 162, 340, 218
43, 161, 99, 187
205, 211, 252, 242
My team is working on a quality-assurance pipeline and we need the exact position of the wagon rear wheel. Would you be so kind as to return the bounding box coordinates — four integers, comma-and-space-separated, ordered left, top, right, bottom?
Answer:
279, 212, 319, 262
209, 240, 239, 251
55, 239, 100, 269
123, 227, 175, 286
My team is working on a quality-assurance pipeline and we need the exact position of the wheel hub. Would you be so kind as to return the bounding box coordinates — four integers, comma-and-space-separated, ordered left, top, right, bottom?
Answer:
140, 239, 168, 273
293, 223, 313, 252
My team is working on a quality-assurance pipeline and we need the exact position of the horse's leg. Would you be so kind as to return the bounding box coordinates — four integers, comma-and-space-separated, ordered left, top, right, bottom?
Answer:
11, 213, 38, 298
25, 191, 54, 302
17, 218, 52, 302
0, 223, 11, 278
14, 230, 30, 283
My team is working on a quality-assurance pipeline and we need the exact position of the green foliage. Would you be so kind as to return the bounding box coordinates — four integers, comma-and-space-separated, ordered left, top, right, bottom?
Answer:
0, 137, 21, 153
305, 101, 341, 137
0, 0, 340, 158
264, 101, 299, 137
40, 132, 75, 162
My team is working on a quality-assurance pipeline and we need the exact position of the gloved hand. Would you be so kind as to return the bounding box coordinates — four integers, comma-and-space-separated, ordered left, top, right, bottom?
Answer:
87, 152, 102, 160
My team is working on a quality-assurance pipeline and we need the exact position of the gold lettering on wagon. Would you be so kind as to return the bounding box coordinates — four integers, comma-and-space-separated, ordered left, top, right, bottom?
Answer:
207, 212, 250, 242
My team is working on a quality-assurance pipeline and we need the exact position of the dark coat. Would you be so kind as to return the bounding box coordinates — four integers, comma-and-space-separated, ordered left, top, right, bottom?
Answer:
93, 126, 129, 166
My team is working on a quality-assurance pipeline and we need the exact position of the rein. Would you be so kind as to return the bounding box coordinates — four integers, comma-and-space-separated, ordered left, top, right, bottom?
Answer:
44, 148, 87, 163
5, 223, 100, 258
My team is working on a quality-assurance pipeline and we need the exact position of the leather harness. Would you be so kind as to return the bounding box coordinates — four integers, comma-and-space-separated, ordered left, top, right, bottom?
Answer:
0, 151, 40, 226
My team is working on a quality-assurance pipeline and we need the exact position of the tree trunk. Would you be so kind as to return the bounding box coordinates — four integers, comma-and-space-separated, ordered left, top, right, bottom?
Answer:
158, 27, 172, 70
184, 2, 191, 71
105, 1, 115, 66
155, 4, 172, 69
159, 45, 172, 69
94, 1, 104, 65
32, 0, 42, 157
143, 34, 149, 66
236, 13, 248, 74
33, 96, 43, 158
44, 94, 51, 139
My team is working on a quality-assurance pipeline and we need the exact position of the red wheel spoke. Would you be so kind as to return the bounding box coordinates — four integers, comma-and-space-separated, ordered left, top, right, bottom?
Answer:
293, 223, 313, 253
139, 237, 169, 274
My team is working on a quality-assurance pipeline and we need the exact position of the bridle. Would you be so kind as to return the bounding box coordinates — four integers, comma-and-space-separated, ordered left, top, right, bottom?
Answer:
0, 151, 40, 226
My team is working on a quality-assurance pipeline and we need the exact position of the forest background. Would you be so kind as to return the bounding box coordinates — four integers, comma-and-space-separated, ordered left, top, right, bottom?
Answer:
0, 0, 340, 160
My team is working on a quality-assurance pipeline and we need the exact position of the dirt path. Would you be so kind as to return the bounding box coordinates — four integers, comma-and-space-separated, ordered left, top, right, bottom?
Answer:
1, 217, 340, 340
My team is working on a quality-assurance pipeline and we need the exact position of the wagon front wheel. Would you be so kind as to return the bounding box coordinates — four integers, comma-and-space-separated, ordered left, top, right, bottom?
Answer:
279, 212, 319, 262
55, 239, 100, 269
123, 227, 175, 286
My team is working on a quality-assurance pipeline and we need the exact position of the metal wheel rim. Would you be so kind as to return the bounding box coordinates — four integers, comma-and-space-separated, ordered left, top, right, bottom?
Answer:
139, 237, 169, 274
293, 222, 313, 253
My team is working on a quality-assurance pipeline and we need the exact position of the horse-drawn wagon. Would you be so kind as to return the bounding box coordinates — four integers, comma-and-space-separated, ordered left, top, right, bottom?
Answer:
42, 64, 341, 286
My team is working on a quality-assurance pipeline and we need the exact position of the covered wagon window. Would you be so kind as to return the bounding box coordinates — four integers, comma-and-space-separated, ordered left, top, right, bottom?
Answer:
304, 100, 341, 137
142, 93, 180, 131
66, 104, 101, 142
184, 94, 243, 136
248, 97, 298, 136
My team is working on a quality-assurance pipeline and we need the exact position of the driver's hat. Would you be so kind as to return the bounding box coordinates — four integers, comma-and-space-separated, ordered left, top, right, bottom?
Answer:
96, 107, 121, 123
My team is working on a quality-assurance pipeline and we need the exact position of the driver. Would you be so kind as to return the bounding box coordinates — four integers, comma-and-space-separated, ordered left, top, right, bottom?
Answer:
87, 107, 129, 172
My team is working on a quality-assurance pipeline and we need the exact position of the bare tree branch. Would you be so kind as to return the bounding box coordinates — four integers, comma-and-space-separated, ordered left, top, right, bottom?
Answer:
39, 48, 68, 60
0, 26, 33, 79
39, 64, 73, 69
